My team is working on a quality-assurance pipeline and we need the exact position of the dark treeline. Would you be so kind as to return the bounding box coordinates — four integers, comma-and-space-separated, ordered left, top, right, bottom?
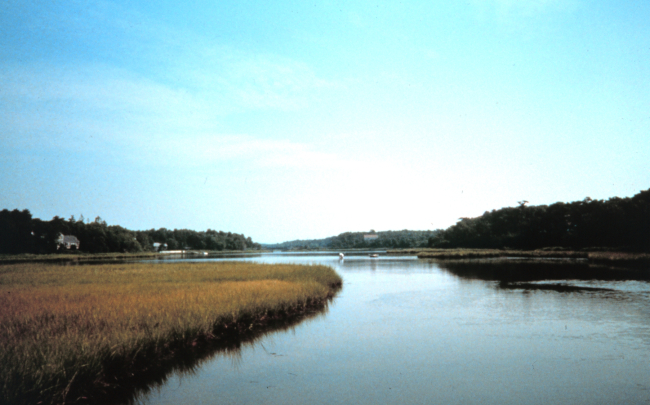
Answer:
263, 236, 336, 250
145, 227, 260, 252
265, 230, 441, 250
0, 210, 261, 254
428, 189, 650, 252
330, 230, 440, 249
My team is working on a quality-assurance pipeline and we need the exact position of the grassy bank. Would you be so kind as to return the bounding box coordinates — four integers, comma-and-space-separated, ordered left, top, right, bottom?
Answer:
0, 250, 270, 265
414, 248, 586, 259
387, 248, 650, 268
0, 262, 342, 405
587, 251, 650, 268
0, 251, 162, 265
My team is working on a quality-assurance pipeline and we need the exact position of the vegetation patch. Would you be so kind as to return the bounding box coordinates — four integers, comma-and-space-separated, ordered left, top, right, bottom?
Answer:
263, 230, 440, 250
587, 252, 650, 268
0, 252, 160, 265
0, 262, 342, 405
410, 249, 650, 268
415, 248, 587, 259
411, 248, 650, 269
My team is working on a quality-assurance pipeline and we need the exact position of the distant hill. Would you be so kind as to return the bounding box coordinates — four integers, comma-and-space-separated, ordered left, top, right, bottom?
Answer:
263, 230, 441, 250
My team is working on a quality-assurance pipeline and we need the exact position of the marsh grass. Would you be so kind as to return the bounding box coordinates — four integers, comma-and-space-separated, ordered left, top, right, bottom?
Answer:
413, 249, 650, 268
0, 262, 341, 405
587, 251, 650, 268
411, 248, 587, 259
0, 252, 160, 266
0, 250, 271, 265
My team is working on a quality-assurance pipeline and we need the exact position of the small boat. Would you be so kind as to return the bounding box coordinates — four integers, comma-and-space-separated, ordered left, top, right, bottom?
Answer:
339, 253, 345, 259
369, 254, 379, 258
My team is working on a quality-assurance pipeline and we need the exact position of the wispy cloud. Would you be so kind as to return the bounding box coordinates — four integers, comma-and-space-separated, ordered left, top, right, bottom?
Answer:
146, 134, 363, 172
1, 49, 339, 155
1, 0, 341, 155
0, 62, 219, 153
0, 53, 346, 172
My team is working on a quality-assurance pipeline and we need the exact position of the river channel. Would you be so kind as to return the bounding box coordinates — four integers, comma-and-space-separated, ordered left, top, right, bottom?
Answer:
133, 253, 650, 405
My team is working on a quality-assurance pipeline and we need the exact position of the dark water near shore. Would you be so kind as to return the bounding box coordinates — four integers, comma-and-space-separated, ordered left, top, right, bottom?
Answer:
134, 253, 650, 405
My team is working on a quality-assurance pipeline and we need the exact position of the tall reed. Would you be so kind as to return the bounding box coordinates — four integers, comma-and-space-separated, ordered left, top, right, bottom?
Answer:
0, 262, 342, 405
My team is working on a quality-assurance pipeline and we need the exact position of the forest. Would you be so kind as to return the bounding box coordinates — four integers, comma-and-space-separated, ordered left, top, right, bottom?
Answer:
0, 211, 261, 254
264, 230, 441, 250
428, 189, 650, 252
2, 188, 648, 255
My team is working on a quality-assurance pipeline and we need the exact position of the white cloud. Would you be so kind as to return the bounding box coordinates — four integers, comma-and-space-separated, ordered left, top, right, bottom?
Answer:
148, 134, 362, 172
4, 65, 204, 117
1, 0, 342, 151
0, 45, 340, 151
0, 62, 222, 154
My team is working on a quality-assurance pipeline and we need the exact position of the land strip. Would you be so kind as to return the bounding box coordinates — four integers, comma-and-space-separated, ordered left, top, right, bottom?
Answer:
386, 248, 650, 269
0, 250, 270, 265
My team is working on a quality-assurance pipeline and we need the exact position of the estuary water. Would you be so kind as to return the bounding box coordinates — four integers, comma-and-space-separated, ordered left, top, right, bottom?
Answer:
134, 253, 650, 405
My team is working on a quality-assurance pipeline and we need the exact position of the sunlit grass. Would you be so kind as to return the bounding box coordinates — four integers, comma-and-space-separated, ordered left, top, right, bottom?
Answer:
0, 262, 341, 405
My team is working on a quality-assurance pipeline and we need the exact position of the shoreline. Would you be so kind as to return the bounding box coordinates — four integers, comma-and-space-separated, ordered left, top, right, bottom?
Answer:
383, 248, 650, 269
0, 262, 341, 405
0, 249, 271, 265
82, 294, 337, 405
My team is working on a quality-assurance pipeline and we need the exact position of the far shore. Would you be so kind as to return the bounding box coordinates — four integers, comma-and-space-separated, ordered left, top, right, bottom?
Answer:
386, 248, 650, 269
0, 249, 271, 264
4, 248, 648, 269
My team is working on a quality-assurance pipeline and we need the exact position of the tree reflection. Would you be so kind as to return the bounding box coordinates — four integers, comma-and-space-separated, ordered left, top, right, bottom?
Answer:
434, 258, 650, 287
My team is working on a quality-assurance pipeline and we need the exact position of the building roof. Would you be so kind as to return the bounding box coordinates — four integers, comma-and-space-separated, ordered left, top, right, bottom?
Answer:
63, 235, 79, 244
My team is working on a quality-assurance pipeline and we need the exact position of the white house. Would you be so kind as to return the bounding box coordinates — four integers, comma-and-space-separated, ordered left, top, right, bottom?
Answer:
152, 242, 168, 252
56, 233, 80, 250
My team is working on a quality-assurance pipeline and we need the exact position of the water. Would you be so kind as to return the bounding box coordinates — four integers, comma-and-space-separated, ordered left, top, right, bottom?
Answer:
133, 253, 650, 405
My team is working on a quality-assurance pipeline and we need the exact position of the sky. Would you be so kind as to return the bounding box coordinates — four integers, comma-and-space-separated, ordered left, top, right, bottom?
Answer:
1, 0, 649, 243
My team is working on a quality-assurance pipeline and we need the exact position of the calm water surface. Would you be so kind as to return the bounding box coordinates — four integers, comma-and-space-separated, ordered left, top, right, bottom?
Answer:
135, 253, 650, 405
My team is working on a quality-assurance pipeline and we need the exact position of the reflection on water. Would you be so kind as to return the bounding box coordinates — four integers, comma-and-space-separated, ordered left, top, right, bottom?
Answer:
434, 258, 650, 293
112, 297, 334, 405
433, 258, 650, 282
134, 254, 650, 405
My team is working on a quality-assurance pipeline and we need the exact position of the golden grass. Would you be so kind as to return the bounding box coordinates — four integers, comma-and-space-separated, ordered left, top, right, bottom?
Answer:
0, 252, 160, 264
0, 262, 341, 405
0, 250, 272, 265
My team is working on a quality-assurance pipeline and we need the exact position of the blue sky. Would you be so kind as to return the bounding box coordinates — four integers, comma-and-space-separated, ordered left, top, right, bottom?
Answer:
1, 0, 649, 243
